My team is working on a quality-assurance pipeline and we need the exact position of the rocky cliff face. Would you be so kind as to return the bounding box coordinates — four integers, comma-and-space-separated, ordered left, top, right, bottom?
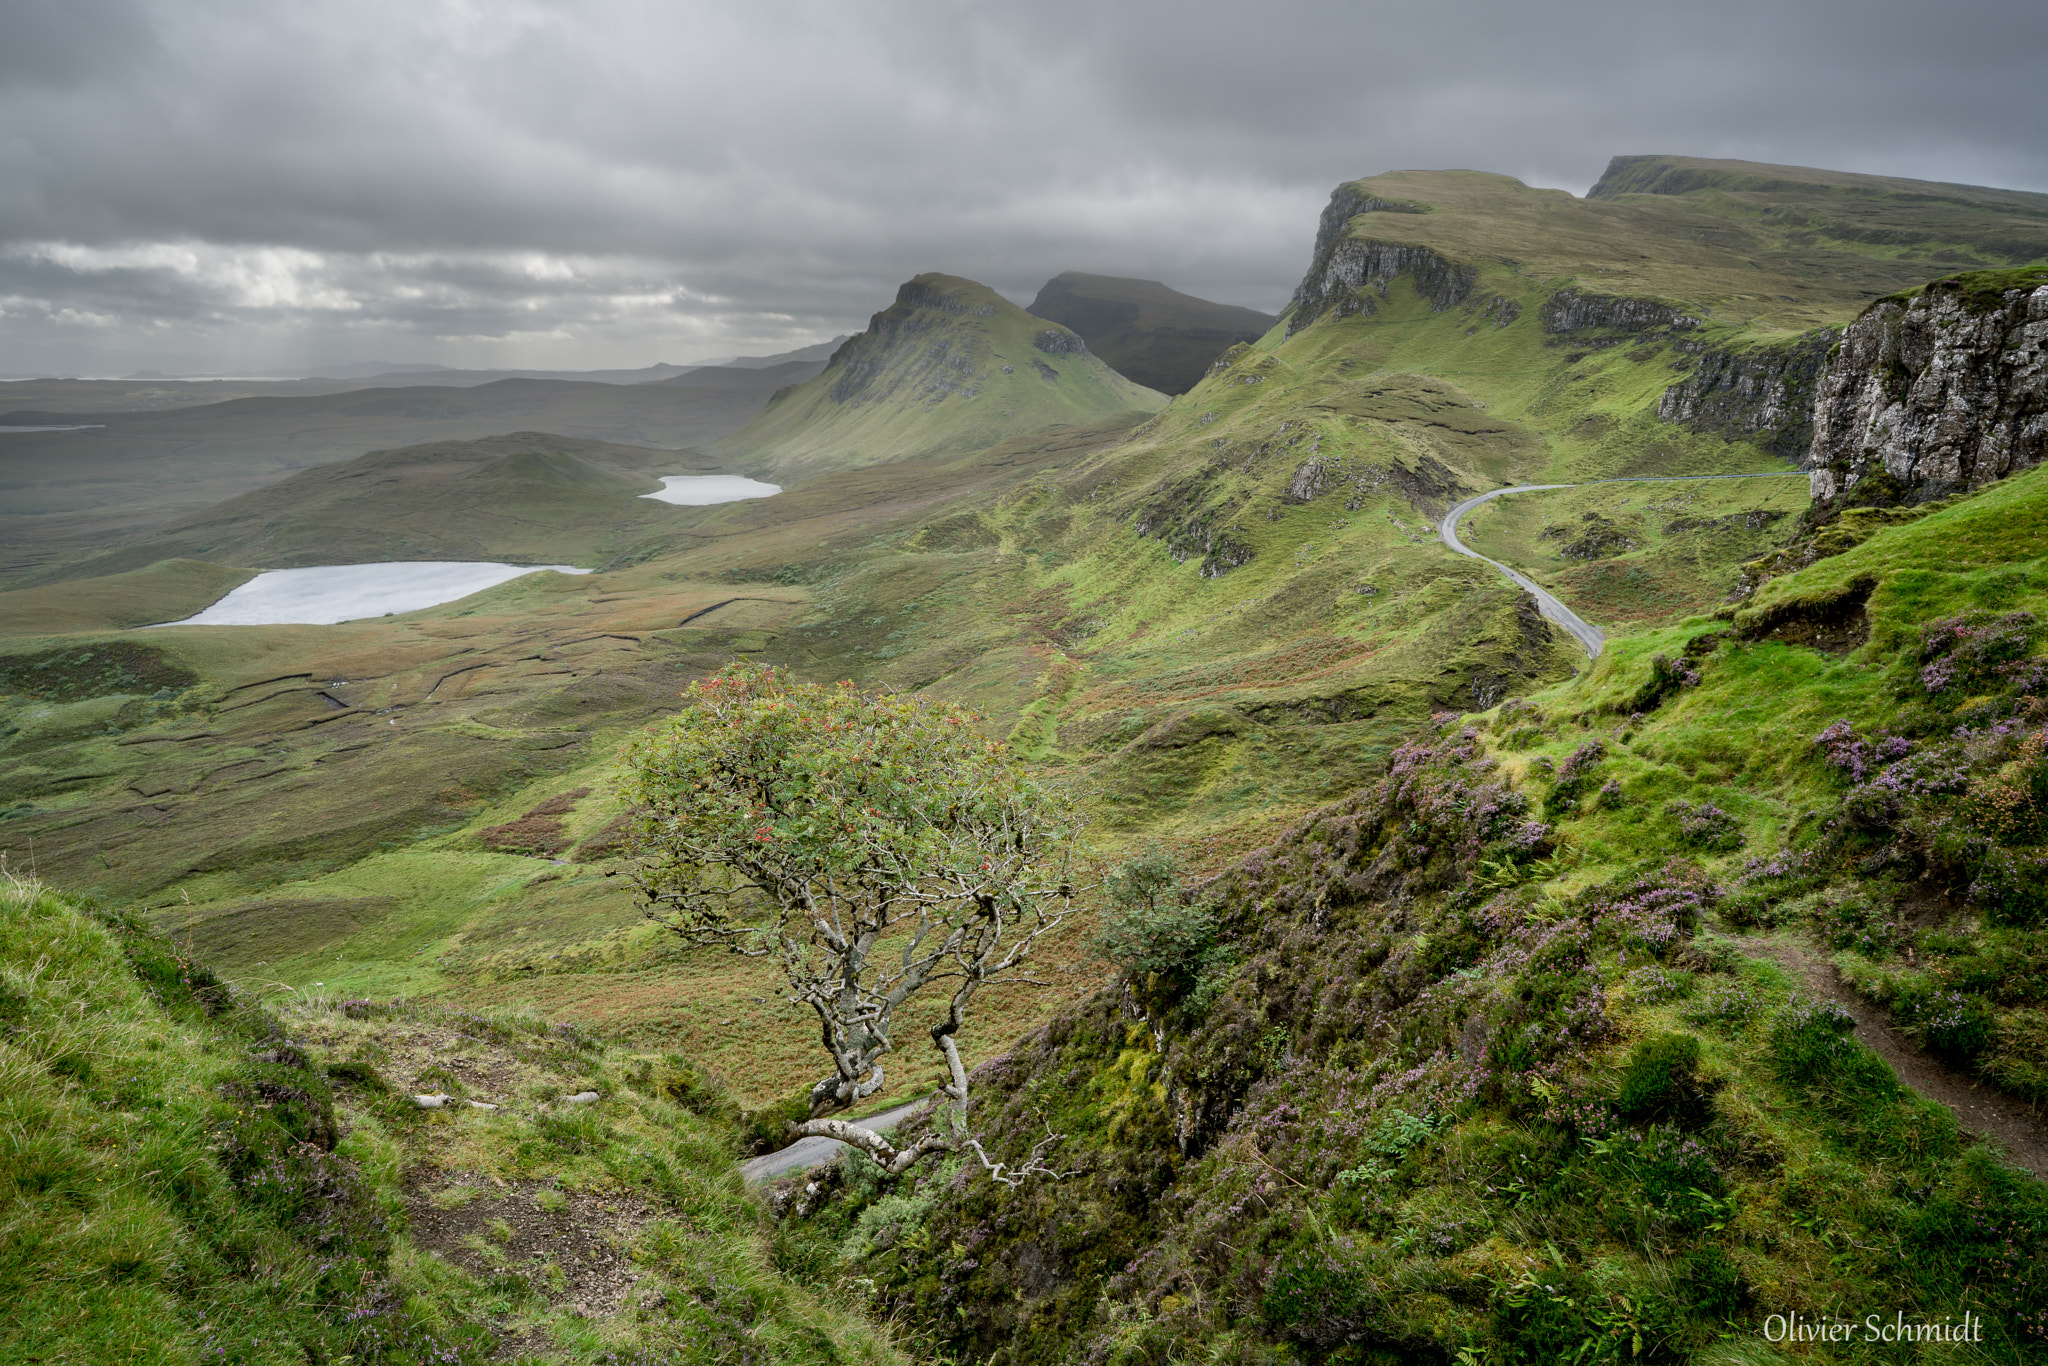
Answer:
1656, 329, 1837, 462
1808, 270, 2048, 506
1287, 184, 1473, 334
1540, 288, 1700, 336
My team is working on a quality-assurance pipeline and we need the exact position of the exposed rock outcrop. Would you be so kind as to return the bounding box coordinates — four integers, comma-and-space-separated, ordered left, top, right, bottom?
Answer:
1032, 328, 1087, 355
1656, 329, 1837, 462
1808, 270, 2048, 506
1287, 184, 1473, 335
1540, 288, 1700, 337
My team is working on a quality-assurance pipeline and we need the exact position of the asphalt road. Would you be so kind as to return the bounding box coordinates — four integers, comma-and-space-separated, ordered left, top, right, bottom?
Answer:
740, 1095, 934, 1183
1437, 472, 1807, 660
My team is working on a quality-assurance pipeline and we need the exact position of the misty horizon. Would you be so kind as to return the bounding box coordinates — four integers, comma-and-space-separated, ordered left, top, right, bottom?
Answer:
4, 0, 2046, 375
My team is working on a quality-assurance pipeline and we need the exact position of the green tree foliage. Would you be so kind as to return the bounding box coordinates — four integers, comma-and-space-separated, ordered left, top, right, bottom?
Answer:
623, 662, 1079, 1170
1090, 849, 1211, 982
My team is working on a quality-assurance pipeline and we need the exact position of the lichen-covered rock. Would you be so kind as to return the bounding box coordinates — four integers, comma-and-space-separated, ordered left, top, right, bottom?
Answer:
1540, 288, 1700, 336
1807, 271, 2048, 506
1656, 330, 1837, 462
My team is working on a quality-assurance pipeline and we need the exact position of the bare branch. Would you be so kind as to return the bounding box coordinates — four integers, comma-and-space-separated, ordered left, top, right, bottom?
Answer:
788, 1117, 951, 1176
963, 1121, 1074, 1187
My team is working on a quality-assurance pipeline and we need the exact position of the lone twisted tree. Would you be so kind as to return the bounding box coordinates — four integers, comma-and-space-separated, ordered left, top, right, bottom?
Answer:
622, 662, 1078, 1173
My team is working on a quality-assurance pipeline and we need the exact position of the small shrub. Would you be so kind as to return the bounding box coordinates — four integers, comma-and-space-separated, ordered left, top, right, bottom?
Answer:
1092, 851, 1216, 987
1810, 891, 1910, 958
1766, 995, 1861, 1084
1916, 610, 2040, 697
1615, 1032, 1704, 1122
1896, 985, 1996, 1063
1683, 979, 1770, 1033
1261, 1238, 1382, 1350
1542, 741, 1607, 819
1667, 799, 1743, 852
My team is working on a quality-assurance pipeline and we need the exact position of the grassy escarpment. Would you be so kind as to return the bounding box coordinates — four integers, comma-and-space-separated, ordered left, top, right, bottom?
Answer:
771, 463, 2048, 1363
0, 870, 905, 1364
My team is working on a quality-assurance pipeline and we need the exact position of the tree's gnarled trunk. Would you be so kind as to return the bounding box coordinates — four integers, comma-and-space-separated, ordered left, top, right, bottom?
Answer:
622, 663, 1078, 1172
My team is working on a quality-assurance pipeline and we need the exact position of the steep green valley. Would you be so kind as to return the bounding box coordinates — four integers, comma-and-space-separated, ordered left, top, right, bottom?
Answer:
4, 151, 2048, 1363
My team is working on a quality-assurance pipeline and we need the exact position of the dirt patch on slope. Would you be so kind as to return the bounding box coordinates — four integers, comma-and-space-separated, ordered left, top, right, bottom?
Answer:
406, 1169, 656, 1337
1730, 932, 2048, 1178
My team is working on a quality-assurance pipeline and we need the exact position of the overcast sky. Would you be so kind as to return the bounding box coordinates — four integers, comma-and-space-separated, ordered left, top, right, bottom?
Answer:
2, 0, 2044, 375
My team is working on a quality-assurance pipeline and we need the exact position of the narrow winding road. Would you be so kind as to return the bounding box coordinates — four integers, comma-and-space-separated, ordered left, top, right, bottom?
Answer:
1437, 472, 1807, 658
740, 1095, 934, 1184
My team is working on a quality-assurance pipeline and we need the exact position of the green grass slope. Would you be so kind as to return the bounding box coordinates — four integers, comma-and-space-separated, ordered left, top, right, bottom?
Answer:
713, 273, 1167, 477
1590, 153, 2048, 264
1026, 271, 1277, 394
36, 433, 721, 582
8, 155, 2045, 1145
782, 464, 2048, 1364
0, 869, 905, 1364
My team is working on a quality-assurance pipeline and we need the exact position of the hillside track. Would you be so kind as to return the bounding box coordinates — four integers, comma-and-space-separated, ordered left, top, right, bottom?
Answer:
1730, 934, 2048, 1180
1438, 472, 1808, 658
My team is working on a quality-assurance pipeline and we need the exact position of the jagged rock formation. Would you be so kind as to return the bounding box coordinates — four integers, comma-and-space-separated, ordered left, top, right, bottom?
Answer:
1808, 270, 2048, 506
1025, 273, 1275, 395
1656, 330, 1838, 461
1287, 184, 1475, 334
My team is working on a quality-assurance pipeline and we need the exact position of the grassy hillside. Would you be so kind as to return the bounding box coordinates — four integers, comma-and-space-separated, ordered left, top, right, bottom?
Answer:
5, 154, 2043, 1149
714, 273, 1167, 478
0, 868, 905, 1363
36, 433, 719, 583
1026, 271, 1277, 395
0, 369, 805, 582
784, 462, 2048, 1364
1453, 475, 1812, 626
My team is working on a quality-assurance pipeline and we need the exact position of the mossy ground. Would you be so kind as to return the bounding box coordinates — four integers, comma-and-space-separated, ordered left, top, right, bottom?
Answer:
0, 869, 906, 1364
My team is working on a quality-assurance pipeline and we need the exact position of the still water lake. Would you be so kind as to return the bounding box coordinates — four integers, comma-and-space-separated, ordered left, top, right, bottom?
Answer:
641, 475, 782, 505
154, 562, 593, 626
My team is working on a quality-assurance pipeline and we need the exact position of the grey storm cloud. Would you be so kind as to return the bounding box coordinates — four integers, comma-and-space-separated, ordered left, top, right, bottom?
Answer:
1, 0, 2044, 371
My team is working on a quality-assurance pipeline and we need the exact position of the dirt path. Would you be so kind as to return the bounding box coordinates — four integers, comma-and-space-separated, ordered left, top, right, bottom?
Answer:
1729, 932, 2048, 1178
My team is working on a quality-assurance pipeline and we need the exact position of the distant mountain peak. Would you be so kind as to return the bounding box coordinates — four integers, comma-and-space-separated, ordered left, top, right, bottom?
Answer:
713, 272, 1164, 475
1026, 272, 1276, 394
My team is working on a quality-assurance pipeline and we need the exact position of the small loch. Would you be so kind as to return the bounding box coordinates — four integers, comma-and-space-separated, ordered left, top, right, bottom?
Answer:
153, 562, 593, 627
641, 475, 782, 505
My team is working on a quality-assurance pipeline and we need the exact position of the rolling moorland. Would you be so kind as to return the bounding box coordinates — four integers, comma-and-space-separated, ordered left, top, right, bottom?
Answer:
3, 152, 2048, 1362
0, 357, 827, 579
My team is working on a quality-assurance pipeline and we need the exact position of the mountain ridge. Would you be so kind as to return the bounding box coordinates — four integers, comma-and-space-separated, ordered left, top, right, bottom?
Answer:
1026, 271, 1276, 394
712, 272, 1166, 477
